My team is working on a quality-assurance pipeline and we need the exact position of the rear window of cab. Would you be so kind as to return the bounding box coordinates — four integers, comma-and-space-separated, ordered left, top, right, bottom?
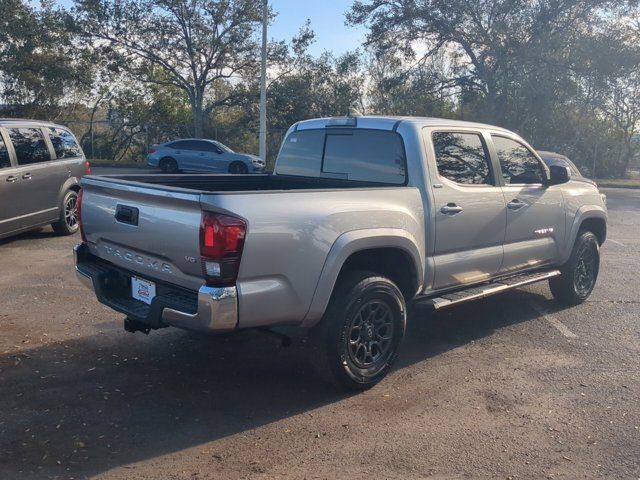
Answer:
276, 129, 407, 185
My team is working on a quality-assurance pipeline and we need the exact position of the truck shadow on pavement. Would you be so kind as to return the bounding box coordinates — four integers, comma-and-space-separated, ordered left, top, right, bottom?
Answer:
0, 288, 564, 478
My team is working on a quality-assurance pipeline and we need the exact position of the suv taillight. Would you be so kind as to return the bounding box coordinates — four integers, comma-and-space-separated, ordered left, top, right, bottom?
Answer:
200, 212, 246, 285
77, 188, 87, 243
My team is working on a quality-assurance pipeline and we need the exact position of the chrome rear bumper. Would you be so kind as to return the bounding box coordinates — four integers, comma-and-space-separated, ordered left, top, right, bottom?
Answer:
74, 244, 238, 333
161, 285, 238, 332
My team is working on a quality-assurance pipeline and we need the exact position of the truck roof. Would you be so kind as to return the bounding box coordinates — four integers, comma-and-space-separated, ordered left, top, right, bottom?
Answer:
294, 115, 513, 134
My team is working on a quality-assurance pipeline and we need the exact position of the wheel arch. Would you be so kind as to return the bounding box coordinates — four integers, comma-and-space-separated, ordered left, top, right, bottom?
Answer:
301, 228, 424, 328
579, 217, 606, 245
57, 177, 81, 205
561, 206, 607, 263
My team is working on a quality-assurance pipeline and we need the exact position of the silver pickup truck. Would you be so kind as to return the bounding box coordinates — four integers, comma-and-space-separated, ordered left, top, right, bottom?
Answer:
75, 116, 607, 389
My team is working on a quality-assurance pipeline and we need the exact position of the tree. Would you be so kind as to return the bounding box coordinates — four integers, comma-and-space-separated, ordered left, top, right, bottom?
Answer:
348, 0, 640, 177
0, 0, 92, 118
75, 0, 264, 137
366, 50, 457, 117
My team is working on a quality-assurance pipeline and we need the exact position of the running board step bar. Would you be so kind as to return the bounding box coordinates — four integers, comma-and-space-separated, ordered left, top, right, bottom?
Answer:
420, 270, 561, 310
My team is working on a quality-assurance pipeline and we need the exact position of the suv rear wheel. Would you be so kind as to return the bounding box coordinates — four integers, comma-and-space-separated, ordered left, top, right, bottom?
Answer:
549, 230, 600, 305
52, 190, 79, 236
309, 271, 406, 390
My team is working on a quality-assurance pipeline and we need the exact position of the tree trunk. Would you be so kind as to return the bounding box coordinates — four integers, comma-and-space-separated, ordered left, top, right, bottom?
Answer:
192, 105, 204, 138
191, 88, 205, 138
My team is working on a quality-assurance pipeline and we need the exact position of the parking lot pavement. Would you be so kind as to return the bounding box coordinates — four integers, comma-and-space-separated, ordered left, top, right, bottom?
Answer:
0, 188, 638, 479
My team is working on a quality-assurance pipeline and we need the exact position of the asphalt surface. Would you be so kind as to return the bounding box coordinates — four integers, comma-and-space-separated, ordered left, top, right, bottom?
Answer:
0, 188, 638, 479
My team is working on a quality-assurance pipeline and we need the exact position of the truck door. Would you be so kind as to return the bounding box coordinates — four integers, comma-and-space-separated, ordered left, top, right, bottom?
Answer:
490, 135, 565, 273
424, 129, 507, 290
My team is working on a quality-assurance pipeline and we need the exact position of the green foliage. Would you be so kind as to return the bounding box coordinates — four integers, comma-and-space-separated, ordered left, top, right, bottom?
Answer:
349, 0, 640, 177
74, 0, 264, 137
0, 0, 92, 116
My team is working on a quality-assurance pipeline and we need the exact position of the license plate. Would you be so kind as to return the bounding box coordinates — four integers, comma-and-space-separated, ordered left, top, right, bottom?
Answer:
131, 276, 156, 305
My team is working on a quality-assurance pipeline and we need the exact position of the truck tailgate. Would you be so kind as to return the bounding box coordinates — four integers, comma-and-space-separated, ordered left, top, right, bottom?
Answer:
80, 176, 205, 291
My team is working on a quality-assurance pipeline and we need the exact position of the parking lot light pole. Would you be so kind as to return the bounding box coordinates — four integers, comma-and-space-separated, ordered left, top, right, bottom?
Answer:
259, 0, 268, 162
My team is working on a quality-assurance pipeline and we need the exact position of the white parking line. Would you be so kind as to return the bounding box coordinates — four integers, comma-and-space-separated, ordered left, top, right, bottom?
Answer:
608, 238, 626, 247
529, 301, 578, 339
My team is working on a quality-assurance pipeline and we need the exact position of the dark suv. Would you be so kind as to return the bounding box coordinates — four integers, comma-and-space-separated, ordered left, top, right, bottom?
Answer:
0, 119, 89, 239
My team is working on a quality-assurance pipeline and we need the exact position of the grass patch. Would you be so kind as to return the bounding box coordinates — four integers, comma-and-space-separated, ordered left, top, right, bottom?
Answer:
87, 158, 147, 168
595, 178, 640, 189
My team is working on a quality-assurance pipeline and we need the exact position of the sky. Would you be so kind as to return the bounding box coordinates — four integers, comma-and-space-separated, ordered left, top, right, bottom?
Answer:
268, 0, 366, 56
54, 0, 367, 57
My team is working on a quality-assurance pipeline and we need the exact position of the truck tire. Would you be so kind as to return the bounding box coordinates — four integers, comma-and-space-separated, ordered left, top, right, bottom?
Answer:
160, 157, 179, 173
549, 230, 600, 305
309, 271, 406, 390
52, 190, 80, 236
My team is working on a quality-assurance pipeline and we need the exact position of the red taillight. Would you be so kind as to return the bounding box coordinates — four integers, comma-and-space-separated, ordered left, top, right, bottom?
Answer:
77, 188, 87, 242
149, 148, 157, 154
84, 161, 92, 175
200, 212, 246, 285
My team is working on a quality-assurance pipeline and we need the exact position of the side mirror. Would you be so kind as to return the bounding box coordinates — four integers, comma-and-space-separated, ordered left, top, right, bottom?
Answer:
547, 165, 571, 186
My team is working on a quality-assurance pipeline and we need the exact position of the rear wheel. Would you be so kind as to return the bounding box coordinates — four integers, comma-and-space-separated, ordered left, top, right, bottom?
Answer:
229, 162, 248, 174
159, 157, 179, 173
549, 230, 600, 305
309, 271, 406, 390
52, 190, 79, 236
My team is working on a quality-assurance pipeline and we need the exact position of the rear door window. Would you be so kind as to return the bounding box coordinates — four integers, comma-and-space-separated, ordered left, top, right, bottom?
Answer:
170, 140, 203, 151
0, 133, 11, 169
47, 127, 82, 159
196, 141, 222, 153
432, 132, 493, 185
277, 129, 406, 184
7, 127, 51, 165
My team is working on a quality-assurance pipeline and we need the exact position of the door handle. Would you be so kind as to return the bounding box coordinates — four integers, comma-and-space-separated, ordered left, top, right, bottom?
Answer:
6, 175, 17, 183
22, 173, 32, 180
507, 199, 526, 210
440, 203, 463, 215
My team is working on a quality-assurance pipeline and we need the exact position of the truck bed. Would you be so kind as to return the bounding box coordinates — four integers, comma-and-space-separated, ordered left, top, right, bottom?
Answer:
92, 173, 399, 193
79, 171, 424, 330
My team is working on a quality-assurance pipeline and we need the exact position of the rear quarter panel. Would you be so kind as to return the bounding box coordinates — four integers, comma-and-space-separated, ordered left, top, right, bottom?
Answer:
202, 187, 425, 328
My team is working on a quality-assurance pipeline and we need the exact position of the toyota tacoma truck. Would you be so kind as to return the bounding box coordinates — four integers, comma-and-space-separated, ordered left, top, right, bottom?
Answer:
74, 116, 607, 389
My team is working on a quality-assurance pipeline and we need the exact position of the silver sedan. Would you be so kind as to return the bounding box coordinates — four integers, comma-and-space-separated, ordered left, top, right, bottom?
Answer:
147, 138, 265, 174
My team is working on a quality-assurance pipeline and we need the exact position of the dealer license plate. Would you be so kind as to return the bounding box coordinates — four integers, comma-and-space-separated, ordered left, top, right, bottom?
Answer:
131, 276, 156, 305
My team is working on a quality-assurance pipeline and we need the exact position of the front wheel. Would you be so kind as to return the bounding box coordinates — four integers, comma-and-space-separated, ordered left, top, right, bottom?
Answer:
52, 190, 79, 236
309, 271, 406, 390
549, 230, 600, 305
228, 162, 249, 174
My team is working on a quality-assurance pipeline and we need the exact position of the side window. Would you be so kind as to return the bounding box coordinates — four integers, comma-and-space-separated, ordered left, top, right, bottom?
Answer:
7, 128, 51, 165
493, 136, 546, 185
0, 133, 11, 169
169, 141, 193, 150
197, 141, 221, 153
432, 132, 493, 185
47, 127, 82, 159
